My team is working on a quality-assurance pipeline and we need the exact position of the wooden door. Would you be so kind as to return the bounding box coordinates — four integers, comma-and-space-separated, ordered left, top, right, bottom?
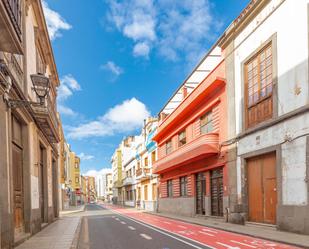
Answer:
52, 159, 58, 218
247, 152, 277, 224
144, 185, 148, 201
211, 168, 223, 216
12, 116, 24, 234
39, 146, 45, 222
196, 173, 206, 215
12, 144, 24, 233
152, 183, 157, 200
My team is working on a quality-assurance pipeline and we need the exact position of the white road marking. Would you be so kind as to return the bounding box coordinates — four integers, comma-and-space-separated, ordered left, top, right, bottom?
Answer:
202, 228, 218, 234
230, 240, 257, 248
121, 221, 126, 224
198, 231, 215, 237
108, 208, 215, 249
216, 242, 240, 249
128, 226, 136, 230
140, 233, 152, 240
178, 225, 187, 229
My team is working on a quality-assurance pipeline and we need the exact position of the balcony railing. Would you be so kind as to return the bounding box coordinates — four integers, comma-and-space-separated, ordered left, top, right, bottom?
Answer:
31, 96, 60, 143
1, 52, 23, 90
3, 0, 21, 38
136, 168, 151, 180
122, 177, 134, 186
0, 0, 23, 53
153, 133, 220, 174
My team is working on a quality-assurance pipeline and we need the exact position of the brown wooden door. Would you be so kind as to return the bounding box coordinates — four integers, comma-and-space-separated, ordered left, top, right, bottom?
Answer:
39, 146, 45, 222
211, 168, 223, 216
196, 173, 206, 215
12, 144, 24, 233
247, 152, 277, 224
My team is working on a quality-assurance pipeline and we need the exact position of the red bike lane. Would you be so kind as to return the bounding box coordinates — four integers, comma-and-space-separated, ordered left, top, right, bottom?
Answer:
101, 203, 301, 249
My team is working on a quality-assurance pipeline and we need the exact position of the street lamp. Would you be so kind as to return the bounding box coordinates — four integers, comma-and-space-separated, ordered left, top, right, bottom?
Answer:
2, 72, 51, 108
31, 73, 50, 105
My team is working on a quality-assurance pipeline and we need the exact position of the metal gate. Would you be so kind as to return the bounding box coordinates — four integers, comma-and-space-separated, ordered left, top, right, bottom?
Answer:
211, 168, 223, 216
195, 173, 206, 215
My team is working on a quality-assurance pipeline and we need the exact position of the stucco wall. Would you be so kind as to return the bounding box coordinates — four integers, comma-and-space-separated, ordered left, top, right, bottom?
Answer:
234, 0, 309, 204
158, 197, 195, 217
234, 0, 309, 135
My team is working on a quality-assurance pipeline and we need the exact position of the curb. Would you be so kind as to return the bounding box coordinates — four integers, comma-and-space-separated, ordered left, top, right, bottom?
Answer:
70, 217, 82, 249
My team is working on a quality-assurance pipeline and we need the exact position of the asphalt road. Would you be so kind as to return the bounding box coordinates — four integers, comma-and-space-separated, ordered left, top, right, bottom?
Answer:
77, 204, 298, 249
78, 204, 211, 249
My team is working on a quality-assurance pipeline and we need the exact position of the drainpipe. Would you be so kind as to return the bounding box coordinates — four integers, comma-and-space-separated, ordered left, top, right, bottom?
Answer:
225, 207, 230, 223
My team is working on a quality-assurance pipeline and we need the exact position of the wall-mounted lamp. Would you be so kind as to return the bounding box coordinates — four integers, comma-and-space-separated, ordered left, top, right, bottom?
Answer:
3, 72, 50, 109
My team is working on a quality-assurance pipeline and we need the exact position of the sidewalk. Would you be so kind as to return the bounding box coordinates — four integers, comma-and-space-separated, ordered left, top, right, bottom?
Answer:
15, 217, 80, 249
145, 210, 309, 248
60, 205, 85, 216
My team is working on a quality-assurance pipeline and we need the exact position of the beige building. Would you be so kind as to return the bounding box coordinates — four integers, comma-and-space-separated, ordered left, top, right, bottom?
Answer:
0, 0, 61, 248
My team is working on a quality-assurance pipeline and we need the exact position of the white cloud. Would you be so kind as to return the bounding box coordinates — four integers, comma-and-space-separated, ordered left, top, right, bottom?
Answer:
58, 105, 76, 116
57, 74, 81, 116
42, 1, 72, 40
78, 153, 95, 161
106, 0, 221, 62
101, 61, 123, 76
83, 168, 112, 177
67, 98, 150, 139
133, 42, 150, 57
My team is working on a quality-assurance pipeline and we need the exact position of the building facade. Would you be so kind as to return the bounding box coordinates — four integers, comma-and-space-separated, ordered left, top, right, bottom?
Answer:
0, 0, 61, 248
136, 118, 159, 212
96, 171, 113, 201
218, 0, 309, 234
69, 153, 81, 206
153, 48, 227, 217
111, 148, 122, 204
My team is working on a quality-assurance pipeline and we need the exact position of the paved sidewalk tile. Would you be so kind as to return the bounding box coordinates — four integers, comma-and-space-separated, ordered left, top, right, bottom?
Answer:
16, 217, 80, 249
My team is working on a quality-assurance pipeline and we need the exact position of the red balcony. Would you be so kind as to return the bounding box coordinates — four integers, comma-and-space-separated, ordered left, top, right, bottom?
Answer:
0, 0, 23, 54
153, 133, 219, 174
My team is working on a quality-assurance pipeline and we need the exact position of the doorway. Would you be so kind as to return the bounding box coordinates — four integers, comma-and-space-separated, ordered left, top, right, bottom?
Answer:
39, 145, 46, 223
52, 159, 58, 218
196, 173, 206, 215
12, 116, 25, 236
211, 168, 223, 216
247, 152, 277, 224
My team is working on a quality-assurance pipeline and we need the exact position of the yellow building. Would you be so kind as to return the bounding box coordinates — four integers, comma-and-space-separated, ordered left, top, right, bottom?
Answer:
69, 152, 81, 205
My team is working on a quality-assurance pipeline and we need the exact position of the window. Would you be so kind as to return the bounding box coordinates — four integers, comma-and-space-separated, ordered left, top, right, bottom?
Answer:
144, 157, 148, 167
200, 111, 213, 134
246, 43, 273, 128
36, 48, 46, 74
75, 177, 79, 183
180, 176, 188, 196
167, 180, 173, 197
151, 150, 156, 163
75, 162, 79, 169
178, 130, 186, 147
166, 140, 172, 155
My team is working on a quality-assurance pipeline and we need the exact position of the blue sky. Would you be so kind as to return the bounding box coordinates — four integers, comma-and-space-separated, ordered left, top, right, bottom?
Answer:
43, 0, 249, 175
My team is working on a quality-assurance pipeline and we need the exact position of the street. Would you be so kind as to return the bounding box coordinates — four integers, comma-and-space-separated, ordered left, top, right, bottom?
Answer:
75, 204, 299, 249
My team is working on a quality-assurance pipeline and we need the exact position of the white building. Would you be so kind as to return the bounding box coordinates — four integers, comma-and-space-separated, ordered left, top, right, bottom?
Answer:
220, 0, 309, 234
96, 170, 113, 201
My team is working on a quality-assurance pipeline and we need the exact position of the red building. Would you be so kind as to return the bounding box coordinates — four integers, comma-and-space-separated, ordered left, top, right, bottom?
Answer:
153, 51, 228, 217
